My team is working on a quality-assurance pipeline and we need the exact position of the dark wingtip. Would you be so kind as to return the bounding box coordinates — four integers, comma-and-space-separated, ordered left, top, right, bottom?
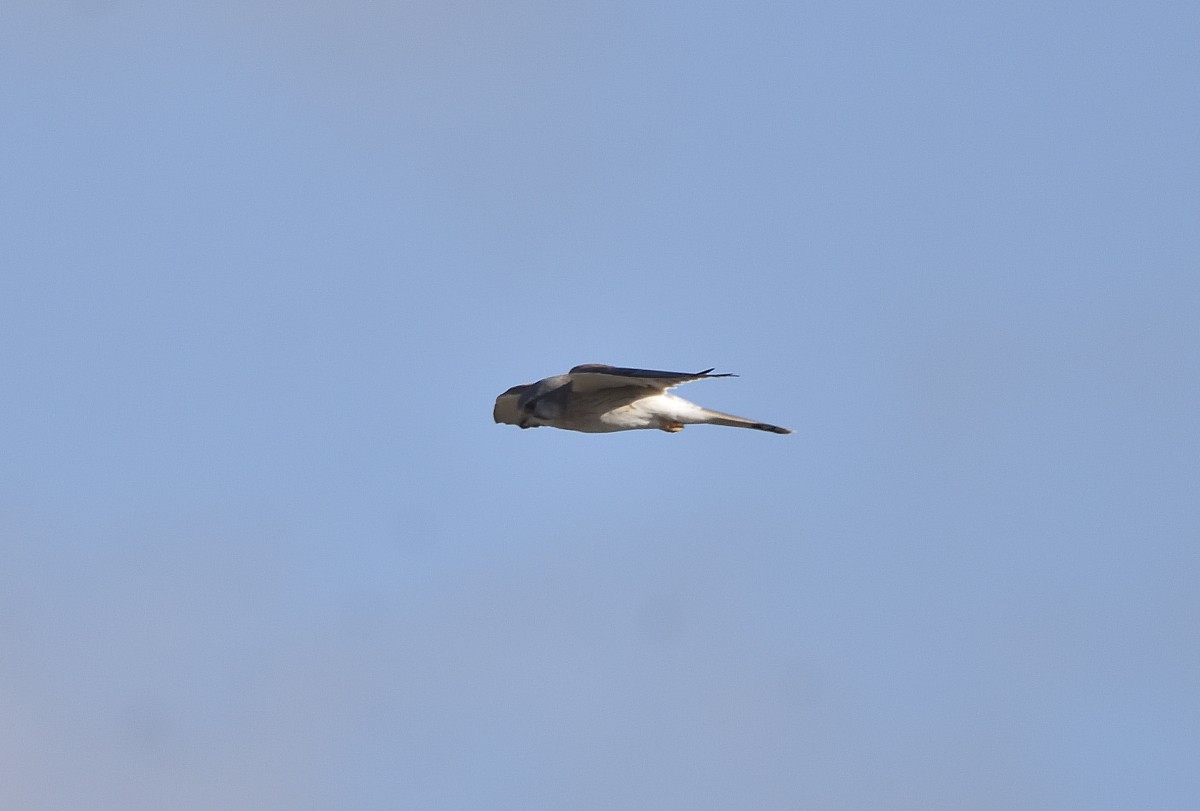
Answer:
756, 423, 793, 434
697, 368, 738, 378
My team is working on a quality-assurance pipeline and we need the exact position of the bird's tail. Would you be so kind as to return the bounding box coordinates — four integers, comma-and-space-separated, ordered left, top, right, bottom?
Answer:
696, 408, 792, 434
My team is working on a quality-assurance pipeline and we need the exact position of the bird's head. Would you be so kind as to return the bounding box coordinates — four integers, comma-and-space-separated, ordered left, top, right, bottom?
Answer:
493, 383, 532, 426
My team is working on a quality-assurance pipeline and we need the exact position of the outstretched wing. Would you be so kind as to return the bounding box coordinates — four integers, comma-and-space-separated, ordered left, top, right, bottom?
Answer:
566, 364, 736, 393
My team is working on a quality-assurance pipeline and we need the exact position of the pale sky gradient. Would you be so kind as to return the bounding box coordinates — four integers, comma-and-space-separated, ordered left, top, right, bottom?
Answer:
2, 2, 1198, 809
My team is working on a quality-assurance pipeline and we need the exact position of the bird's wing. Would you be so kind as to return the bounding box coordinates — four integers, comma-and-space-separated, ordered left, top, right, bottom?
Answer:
493, 384, 530, 425
567, 364, 736, 393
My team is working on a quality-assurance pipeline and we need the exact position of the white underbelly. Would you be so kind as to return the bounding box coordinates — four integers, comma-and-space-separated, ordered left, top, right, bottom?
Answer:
596, 393, 704, 431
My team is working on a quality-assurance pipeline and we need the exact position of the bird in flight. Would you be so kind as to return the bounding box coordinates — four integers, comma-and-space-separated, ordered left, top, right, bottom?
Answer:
493, 364, 792, 435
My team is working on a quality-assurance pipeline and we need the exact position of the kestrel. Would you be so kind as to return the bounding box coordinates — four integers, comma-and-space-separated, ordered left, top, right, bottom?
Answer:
493, 364, 792, 435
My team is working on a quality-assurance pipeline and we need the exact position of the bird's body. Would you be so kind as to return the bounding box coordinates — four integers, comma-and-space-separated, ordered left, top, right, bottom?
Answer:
493, 364, 791, 435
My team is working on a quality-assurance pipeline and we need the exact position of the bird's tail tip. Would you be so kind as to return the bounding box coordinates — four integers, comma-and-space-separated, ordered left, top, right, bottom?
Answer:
700, 410, 793, 434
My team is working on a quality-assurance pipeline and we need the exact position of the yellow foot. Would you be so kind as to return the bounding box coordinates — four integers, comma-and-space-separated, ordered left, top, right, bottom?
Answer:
660, 421, 685, 433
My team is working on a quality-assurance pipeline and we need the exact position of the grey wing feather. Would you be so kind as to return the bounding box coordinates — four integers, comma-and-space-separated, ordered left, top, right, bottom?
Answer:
567, 364, 736, 393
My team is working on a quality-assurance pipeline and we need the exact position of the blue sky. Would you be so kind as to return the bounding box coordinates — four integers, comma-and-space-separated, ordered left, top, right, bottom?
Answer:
2, 1, 1197, 808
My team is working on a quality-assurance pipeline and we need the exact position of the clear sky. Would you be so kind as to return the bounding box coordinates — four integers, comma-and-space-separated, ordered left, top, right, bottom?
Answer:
2, 2, 1197, 808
